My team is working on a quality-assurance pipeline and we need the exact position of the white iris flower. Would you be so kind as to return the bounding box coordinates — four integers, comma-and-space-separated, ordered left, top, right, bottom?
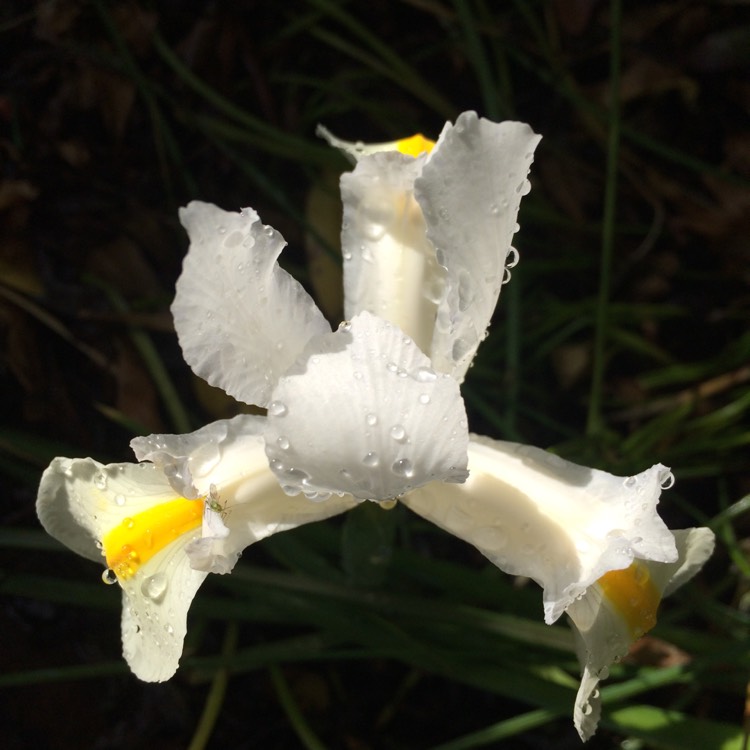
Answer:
36, 111, 713, 740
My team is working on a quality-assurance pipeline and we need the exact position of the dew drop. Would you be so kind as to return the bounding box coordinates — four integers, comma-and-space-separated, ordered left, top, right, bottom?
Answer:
277, 436, 290, 450
659, 470, 675, 490
506, 246, 519, 268
624, 476, 637, 488
101, 569, 118, 585
114, 494, 126, 507
362, 452, 380, 467
94, 471, 107, 490
366, 413, 378, 426
164, 623, 174, 635
582, 703, 593, 716
391, 458, 414, 477
389, 424, 407, 442
141, 572, 167, 602
489, 203, 500, 215
283, 467, 310, 483
268, 401, 288, 417
502, 267, 512, 285
418, 393, 431, 405
123, 517, 135, 530
415, 366, 437, 383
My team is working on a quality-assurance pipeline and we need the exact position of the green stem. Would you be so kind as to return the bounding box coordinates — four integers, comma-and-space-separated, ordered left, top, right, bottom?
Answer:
269, 663, 328, 750
187, 621, 239, 750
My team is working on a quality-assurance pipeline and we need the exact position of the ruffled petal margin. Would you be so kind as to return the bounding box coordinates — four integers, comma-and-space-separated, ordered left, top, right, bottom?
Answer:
264, 310, 469, 502
174, 201, 330, 407
567, 527, 715, 741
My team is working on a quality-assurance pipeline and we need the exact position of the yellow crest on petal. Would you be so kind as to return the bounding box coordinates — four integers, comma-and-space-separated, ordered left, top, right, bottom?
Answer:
103, 498, 203, 580
597, 562, 660, 639
396, 134, 435, 158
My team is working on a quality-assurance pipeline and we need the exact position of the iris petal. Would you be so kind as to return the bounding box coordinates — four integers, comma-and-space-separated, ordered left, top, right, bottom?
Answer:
415, 112, 542, 381
174, 201, 330, 407
264, 311, 469, 501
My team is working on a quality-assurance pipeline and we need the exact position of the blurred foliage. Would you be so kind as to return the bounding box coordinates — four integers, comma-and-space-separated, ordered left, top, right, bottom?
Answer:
0, 0, 748, 748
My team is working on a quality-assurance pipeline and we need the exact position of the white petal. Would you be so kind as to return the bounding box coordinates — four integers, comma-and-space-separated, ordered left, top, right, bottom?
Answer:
185, 441, 359, 574
264, 310, 469, 501
567, 527, 715, 741
415, 112, 542, 381
133, 414, 358, 574
37, 457, 206, 681
401, 436, 677, 623
173, 201, 330, 407
340, 151, 444, 354
130, 415, 266, 499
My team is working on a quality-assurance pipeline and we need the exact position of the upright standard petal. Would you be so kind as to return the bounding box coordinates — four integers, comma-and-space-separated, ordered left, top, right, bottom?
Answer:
264, 310, 469, 502
37, 417, 356, 681
174, 201, 331, 407
415, 112, 542, 381
340, 151, 445, 354
567, 527, 715, 741
401, 436, 677, 623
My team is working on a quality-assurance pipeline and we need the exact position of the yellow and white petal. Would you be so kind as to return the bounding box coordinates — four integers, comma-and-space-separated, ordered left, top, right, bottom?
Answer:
133, 415, 358, 572
340, 149, 444, 354
174, 201, 331, 408
317, 124, 435, 161
401, 436, 677, 624
415, 112, 542, 382
37, 457, 207, 681
567, 527, 715, 741
263, 311, 469, 502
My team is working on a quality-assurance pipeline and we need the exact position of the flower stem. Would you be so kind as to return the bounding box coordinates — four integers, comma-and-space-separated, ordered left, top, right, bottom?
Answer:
269, 663, 328, 750
187, 621, 238, 750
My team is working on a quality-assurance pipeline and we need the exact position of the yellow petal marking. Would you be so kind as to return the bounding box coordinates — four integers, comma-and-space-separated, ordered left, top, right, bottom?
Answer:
597, 562, 661, 639
102, 498, 203, 581
396, 134, 435, 158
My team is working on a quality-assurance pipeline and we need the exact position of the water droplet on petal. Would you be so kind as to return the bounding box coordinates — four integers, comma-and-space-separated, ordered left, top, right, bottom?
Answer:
389, 424, 407, 442
277, 436, 290, 450
415, 366, 437, 383
102, 569, 118, 585
624, 476, 637, 488
268, 401, 288, 417
94, 471, 107, 490
418, 393, 431, 405
141, 572, 167, 602
366, 413, 378, 426
391, 458, 414, 477
114, 494, 126, 507
659, 470, 675, 490
506, 246, 519, 268
362, 452, 379, 467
